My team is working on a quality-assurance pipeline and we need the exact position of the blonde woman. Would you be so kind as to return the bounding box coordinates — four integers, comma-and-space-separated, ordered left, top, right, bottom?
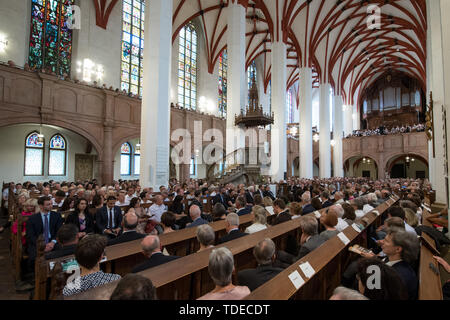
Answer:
245, 206, 268, 234
262, 197, 273, 208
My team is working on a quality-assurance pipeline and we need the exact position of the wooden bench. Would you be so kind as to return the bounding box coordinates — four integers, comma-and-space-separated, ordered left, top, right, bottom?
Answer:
418, 233, 443, 300
33, 212, 259, 300
244, 198, 398, 300
64, 216, 307, 300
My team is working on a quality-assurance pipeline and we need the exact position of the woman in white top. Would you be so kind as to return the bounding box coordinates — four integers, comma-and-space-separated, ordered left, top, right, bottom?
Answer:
245, 205, 268, 234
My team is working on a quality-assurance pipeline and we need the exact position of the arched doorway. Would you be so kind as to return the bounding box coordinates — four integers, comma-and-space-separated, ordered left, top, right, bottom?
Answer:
344, 156, 378, 179
386, 154, 429, 179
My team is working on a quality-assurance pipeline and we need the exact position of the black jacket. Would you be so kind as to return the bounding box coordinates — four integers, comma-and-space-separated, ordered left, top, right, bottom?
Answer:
392, 261, 418, 300
263, 190, 276, 201
95, 206, 123, 234
26, 211, 64, 261
237, 264, 283, 291
217, 229, 247, 244
273, 210, 291, 225
213, 193, 229, 209
45, 244, 77, 260
236, 206, 252, 216
132, 252, 180, 273
107, 230, 145, 246
65, 211, 95, 234
245, 192, 255, 205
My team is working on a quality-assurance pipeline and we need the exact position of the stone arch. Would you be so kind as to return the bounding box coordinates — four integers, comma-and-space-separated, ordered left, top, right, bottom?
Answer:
0, 118, 102, 160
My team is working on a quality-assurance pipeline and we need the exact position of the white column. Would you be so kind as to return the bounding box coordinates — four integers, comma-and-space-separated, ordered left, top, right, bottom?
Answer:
270, 41, 287, 181
319, 83, 331, 178
427, 0, 447, 205
353, 106, 360, 131
140, 0, 173, 189
226, 1, 246, 161
344, 104, 353, 136
299, 68, 313, 179
333, 95, 344, 177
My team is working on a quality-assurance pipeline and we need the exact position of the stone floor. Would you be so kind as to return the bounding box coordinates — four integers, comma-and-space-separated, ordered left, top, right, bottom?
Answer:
0, 218, 30, 300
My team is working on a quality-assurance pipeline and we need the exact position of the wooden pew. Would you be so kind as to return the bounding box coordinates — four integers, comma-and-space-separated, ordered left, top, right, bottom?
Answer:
33, 212, 257, 300
418, 233, 443, 300
12, 214, 30, 281
244, 198, 398, 300
65, 215, 308, 300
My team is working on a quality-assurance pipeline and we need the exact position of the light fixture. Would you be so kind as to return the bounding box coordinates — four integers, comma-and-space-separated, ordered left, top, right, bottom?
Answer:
290, 126, 298, 136
0, 34, 8, 52
313, 134, 320, 142
330, 139, 336, 147
77, 59, 104, 83
411, 158, 415, 162
136, 143, 141, 151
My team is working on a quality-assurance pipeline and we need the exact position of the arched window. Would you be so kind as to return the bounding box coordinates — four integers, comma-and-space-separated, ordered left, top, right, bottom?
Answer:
121, 0, 145, 96
49, 134, 67, 176
286, 88, 294, 124
178, 23, 198, 110
134, 146, 140, 175
29, 0, 74, 76
247, 60, 257, 106
25, 132, 44, 176
121, 142, 132, 176
218, 50, 227, 117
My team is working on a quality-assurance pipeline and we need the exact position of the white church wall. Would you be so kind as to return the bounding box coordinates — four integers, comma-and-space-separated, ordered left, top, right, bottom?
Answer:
71, 0, 122, 89
0, 124, 98, 183
0, 0, 30, 67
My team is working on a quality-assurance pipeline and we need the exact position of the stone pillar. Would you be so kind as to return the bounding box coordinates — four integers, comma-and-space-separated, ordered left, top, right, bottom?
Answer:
226, 1, 246, 161
319, 83, 331, 178
299, 68, 313, 179
270, 41, 287, 181
102, 124, 114, 184
344, 104, 353, 136
140, 0, 173, 188
333, 95, 344, 177
427, 0, 448, 205
353, 106, 360, 131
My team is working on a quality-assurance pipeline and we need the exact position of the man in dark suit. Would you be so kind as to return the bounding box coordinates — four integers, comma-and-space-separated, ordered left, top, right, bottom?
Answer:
96, 196, 122, 238
238, 239, 283, 291
27, 196, 64, 264
212, 188, 229, 210
132, 235, 180, 273
276, 215, 325, 268
186, 205, 208, 228
45, 224, 79, 260
108, 211, 145, 246
263, 185, 276, 201
301, 191, 315, 215
217, 213, 247, 244
255, 185, 265, 199
321, 191, 334, 208
272, 199, 291, 225
245, 186, 255, 205
234, 196, 250, 216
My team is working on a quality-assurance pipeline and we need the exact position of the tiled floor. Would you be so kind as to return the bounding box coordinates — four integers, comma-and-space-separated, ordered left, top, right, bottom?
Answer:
0, 223, 30, 300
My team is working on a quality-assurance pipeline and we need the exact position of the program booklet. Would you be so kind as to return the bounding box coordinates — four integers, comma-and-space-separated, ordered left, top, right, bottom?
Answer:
349, 244, 373, 256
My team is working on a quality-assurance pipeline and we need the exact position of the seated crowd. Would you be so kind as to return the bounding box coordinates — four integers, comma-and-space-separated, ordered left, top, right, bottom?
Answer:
1, 176, 449, 300
345, 123, 426, 139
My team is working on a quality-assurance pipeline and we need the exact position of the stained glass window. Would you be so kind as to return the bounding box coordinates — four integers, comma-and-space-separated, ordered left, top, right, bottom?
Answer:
49, 134, 66, 175
218, 50, 228, 118
247, 60, 257, 107
286, 88, 294, 124
134, 146, 140, 175
25, 132, 44, 176
121, 142, 132, 176
178, 23, 198, 110
29, 0, 74, 76
121, 0, 145, 97
190, 157, 196, 176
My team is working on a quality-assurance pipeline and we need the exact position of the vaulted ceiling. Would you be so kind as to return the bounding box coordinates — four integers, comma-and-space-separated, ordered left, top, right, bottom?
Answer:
170, 0, 426, 108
